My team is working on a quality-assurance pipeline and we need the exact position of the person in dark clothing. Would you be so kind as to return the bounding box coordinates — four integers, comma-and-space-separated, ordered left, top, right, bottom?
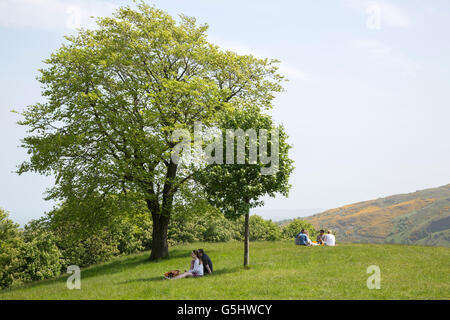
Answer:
317, 229, 325, 245
197, 249, 213, 274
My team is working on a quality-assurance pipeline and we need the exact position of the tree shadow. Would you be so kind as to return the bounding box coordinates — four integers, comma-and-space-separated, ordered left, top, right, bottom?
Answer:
80, 255, 148, 280
80, 248, 194, 280
152, 249, 192, 260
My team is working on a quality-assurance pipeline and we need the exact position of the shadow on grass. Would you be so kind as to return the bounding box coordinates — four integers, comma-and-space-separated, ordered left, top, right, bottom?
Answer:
115, 265, 244, 285
70, 248, 193, 281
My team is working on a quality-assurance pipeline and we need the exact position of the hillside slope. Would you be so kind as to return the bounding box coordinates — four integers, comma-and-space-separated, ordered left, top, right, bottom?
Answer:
305, 184, 450, 246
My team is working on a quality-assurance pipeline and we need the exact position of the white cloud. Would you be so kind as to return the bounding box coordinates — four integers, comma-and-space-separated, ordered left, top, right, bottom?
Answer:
353, 38, 421, 77
0, 0, 117, 32
345, 0, 411, 29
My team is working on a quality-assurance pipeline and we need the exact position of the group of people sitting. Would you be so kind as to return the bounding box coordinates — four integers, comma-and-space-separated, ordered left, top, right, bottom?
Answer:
167, 249, 213, 280
166, 230, 334, 280
295, 229, 336, 246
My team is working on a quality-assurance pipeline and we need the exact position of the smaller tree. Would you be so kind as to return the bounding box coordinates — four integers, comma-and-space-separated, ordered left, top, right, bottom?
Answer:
196, 107, 294, 266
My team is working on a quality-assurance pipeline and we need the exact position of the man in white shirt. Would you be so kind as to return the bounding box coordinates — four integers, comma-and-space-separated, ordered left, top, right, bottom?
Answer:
323, 230, 336, 246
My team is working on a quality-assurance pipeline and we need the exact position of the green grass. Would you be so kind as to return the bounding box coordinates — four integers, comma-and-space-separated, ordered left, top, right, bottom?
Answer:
1, 241, 449, 300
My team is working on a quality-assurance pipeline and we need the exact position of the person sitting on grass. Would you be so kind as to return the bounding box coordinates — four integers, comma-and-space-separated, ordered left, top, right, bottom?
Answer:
296, 229, 312, 246
295, 229, 304, 245
316, 229, 325, 245
170, 250, 204, 280
323, 230, 336, 246
198, 249, 213, 275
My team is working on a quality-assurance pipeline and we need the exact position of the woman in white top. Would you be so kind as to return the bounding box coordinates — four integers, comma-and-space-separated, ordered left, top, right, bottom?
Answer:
171, 250, 204, 279
323, 230, 336, 246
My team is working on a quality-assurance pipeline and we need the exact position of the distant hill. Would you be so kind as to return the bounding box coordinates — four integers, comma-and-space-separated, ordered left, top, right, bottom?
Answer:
304, 184, 450, 247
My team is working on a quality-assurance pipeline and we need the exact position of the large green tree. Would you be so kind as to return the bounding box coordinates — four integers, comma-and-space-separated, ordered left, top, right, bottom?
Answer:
16, 3, 283, 260
195, 107, 294, 266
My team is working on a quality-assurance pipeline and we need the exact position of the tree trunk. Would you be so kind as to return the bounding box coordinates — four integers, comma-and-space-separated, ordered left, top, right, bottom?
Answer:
148, 160, 178, 261
244, 210, 250, 267
150, 212, 170, 260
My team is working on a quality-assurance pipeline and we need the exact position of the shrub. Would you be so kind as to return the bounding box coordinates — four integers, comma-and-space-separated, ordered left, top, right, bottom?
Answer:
0, 243, 21, 289
10, 231, 61, 284
282, 219, 317, 240
0, 209, 61, 289
0, 208, 23, 289
46, 197, 153, 267
200, 216, 239, 242
1, 208, 21, 242
247, 215, 283, 241
230, 215, 283, 242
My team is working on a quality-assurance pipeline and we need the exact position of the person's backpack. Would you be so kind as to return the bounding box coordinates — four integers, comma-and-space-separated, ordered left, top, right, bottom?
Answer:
164, 270, 180, 278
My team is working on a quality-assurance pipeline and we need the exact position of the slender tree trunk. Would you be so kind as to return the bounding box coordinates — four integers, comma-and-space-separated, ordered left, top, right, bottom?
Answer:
244, 210, 250, 267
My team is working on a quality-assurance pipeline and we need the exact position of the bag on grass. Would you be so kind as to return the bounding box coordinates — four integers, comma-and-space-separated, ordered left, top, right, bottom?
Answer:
164, 270, 180, 278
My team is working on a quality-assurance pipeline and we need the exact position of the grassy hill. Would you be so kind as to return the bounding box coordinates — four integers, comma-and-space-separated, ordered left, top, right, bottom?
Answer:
1, 241, 449, 300
305, 184, 450, 246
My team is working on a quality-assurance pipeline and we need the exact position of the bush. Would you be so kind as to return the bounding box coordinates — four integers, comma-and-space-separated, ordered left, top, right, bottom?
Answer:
282, 219, 317, 240
200, 215, 240, 242
46, 196, 153, 267
0, 208, 23, 289
168, 203, 241, 245
0, 209, 61, 289
247, 215, 283, 241
168, 214, 201, 245
0, 244, 21, 289
59, 230, 120, 267
0, 208, 21, 242
10, 231, 61, 284
168, 207, 285, 244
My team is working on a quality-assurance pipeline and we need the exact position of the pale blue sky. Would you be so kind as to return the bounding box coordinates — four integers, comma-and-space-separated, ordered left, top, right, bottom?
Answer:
1, 0, 449, 224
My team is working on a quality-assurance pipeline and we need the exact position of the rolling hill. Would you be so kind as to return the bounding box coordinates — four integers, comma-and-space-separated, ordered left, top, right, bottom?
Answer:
304, 184, 450, 246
